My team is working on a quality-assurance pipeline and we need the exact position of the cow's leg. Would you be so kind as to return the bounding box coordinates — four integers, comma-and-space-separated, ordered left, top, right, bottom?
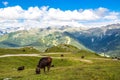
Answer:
47, 65, 50, 72
43, 67, 46, 73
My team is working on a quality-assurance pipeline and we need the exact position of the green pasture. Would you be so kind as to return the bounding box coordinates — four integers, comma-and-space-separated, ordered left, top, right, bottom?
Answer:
0, 47, 40, 55
0, 52, 120, 80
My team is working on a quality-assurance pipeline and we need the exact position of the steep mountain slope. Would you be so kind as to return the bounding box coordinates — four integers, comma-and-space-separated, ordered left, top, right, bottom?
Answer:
0, 23, 120, 56
0, 28, 88, 52
67, 24, 120, 56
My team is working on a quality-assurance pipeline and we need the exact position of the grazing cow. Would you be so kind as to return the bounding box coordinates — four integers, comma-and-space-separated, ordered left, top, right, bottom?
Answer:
61, 54, 64, 57
36, 57, 52, 74
61, 54, 64, 61
17, 66, 25, 71
81, 56, 85, 59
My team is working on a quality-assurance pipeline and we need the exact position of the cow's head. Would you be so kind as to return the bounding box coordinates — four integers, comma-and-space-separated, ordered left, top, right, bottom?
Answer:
36, 67, 40, 74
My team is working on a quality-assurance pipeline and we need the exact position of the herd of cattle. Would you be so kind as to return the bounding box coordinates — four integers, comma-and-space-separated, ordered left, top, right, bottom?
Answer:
17, 54, 120, 74
17, 57, 53, 74
17, 54, 64, 74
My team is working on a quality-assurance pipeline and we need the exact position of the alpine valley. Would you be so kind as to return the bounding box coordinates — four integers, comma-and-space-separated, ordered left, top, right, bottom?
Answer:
0, 23, 120, 57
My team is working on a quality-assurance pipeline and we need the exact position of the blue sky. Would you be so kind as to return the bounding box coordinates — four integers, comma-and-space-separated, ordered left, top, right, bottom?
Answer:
0, 0, 120, 29
0, 0, 120, 11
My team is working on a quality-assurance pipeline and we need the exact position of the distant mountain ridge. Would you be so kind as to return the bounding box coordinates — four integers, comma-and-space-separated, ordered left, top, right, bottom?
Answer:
67, 23, 120, 56
0, 23, 120, 56
0, 27, 88, 52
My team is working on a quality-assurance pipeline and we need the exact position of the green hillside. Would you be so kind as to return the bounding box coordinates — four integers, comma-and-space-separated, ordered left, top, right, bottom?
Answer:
0, 30, 89, 52
44, 44, 99, 59
0, 43, 118, 80
0, 53, 120, 80
0, 47, 40, 55
45, 44, 80, 52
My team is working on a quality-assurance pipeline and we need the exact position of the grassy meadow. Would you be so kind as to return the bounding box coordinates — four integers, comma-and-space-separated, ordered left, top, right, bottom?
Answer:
0, 47, 40, 55
0, 51, 120, 80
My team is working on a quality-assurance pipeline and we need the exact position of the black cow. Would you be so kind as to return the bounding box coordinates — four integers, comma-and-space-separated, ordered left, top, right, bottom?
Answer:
60, 54, 64, 61
17, 66, 25, 71
61, 54, 64, 57
81, 56, 85, 59
36, 57, 52, 74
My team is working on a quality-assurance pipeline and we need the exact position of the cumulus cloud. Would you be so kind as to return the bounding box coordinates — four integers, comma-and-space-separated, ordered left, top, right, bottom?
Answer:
2, 1, 8, 6
0, 6, 120, 29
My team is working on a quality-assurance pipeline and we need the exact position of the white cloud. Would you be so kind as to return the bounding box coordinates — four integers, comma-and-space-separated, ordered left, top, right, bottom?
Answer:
0, 6, 120, 29
104, 12, 119, 20
95, 7, 108, 17
2, 1, 8, 6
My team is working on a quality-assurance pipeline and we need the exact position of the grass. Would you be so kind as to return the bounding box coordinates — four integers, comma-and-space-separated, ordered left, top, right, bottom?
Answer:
45, 44, 81, 52
0, 47, 40, 55
0, 52, 120, 80
45, 50, 100, 59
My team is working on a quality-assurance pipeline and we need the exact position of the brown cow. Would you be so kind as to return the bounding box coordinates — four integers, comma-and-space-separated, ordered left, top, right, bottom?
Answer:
17, 66, 25, 71
36, 57, 52, 74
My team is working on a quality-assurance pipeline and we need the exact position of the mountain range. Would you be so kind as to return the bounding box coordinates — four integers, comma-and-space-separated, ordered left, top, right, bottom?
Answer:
68, 24, 120, 56
0, 23, 120, 56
